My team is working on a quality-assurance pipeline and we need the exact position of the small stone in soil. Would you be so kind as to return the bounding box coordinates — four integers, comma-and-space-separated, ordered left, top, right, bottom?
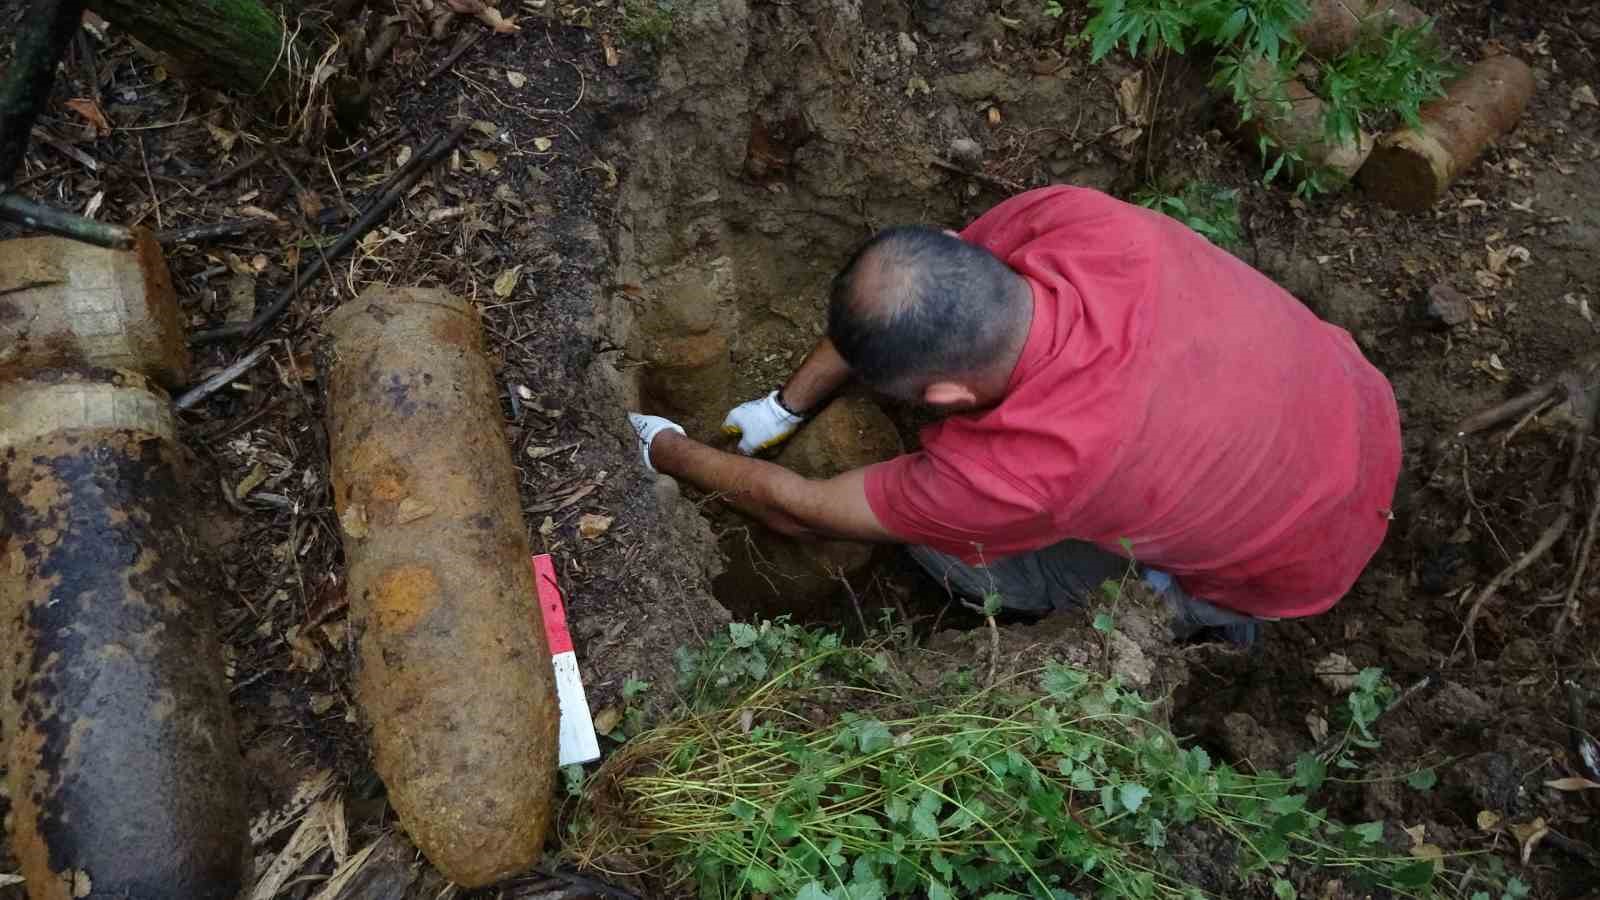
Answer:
1425, 283, 1473, 327
949, 138, 982, 169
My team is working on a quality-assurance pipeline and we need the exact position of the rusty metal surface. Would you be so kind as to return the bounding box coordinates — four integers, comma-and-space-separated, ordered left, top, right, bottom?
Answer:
0, 372, 248, 900
0, 230, 188, 387
325, 286, 559, 888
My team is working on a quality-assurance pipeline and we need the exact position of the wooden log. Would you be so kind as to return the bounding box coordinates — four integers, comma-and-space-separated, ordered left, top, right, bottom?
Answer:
82, 0, 305, 101
324, 286, 559, 888
1292, 0, 1429, 60
1358, 55, 1535, 211
0, 369, 249, 900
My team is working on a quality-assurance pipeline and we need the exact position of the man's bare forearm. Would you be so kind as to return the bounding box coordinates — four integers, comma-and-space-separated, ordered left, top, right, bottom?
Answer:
778, 337, 851, 415
649, 430, 813, 536
647, 430, 895, 543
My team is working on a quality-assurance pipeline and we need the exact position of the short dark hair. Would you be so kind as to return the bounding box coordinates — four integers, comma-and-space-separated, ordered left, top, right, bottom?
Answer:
828, 226, 1027, 387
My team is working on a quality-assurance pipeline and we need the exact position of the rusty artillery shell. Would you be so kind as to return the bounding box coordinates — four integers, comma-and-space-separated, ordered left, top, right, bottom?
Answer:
0, 231, 188, 387
325, 286, 559, 887
0, 369, 248, 900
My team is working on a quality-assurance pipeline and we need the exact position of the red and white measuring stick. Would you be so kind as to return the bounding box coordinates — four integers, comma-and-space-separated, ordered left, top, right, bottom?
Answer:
532, 553, 600, 766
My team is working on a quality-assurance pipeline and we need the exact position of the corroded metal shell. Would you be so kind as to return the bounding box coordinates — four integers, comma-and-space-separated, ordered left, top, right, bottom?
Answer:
325, 287, 559, 888
0, 369, 247, 900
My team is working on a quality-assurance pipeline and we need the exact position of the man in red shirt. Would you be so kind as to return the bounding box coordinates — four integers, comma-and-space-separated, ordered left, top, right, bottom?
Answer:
628, 187, 1401, 644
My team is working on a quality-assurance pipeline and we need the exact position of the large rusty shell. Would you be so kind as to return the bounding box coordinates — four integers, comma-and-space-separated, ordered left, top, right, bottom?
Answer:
0, 369, 248, 900
0, 232, 188, 387
324, 286, 559, 887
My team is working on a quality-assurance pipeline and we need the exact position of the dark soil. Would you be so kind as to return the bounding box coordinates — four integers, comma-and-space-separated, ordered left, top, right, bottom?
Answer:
2, 0, 1599, 897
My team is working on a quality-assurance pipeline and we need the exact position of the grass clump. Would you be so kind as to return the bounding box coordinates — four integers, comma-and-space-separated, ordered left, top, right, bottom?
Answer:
565, 619, 1456, 899
1135, 181, 1243, 249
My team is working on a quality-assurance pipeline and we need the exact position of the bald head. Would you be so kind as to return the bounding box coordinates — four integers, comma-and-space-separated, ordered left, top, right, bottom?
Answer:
829, 226, 1031, 398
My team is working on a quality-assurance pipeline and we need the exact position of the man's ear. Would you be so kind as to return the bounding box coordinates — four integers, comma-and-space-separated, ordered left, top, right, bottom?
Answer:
923, 381, 979, 409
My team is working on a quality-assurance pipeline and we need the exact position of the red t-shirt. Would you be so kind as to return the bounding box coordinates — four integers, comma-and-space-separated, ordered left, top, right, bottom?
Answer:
863, 187, 1401, 618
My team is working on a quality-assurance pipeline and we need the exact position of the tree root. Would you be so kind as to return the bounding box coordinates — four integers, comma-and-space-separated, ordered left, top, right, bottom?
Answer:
1446, 353, 1600, 664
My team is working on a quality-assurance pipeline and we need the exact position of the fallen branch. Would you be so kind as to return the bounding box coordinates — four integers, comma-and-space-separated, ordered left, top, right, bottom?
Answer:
1554, 476, 1600, 644
155, 218, 272, 245
190, 122, 470, 343
0, 192, 133, 247
1450, 358, 1600, 663
422, 29, 484, 85
928, 158, 1027, 195
334, 124, 411, 176
174, 343, 276, 410
199, 150, 268, 192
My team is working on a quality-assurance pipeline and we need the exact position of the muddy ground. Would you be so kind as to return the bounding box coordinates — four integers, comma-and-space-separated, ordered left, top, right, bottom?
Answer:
1, 0, 1599, 896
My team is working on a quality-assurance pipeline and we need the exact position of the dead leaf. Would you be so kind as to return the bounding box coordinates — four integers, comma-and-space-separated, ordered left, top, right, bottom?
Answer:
986, 106, 1002, 127
225, 273, 256, 324
296, 189, 324, 219
1573, 84, 1598, 108
396, 497, 435, 523
506, 69, 527, 88
321, 619, 348, 646
1410, 843, 1443, 866
539, 515, 556, 537
1476, 809, 1501, 831
1544, 776, 1600, 791
0, 874, 23, 887
240, 205, 282, 222
593, 705, 622, 735
1116, 72, 1145, 123
1313, 654, 1357, 692
309, 693, 339, 715
1402, 823, 1427, 847
285, 625, 325, 673
533, 136, 553, 152
69, 870, 90, 899
469, 148, 498, 171
250, 253, 269, 272
428, 205, 465, 224
250, 770, 335, 846
206, 122, 238, 151
236, 463, 268, 499
395, 144, 413, 168
1305, 711, 1330, 742
65, 97, 111, 136
1475, 269, 1502, 290
493, 265, 523, 297
904, 75, 931, 98
602, 33, 619, 67
82, 191, 104, 220
476, 5, 519, 32
339, 503, 369, 539
578, 513, 613, 539
1508, 817, 1549, 864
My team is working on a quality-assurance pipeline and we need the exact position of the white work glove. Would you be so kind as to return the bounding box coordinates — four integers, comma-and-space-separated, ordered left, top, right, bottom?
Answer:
628, 413, 685, 473
721, 390, 806, 455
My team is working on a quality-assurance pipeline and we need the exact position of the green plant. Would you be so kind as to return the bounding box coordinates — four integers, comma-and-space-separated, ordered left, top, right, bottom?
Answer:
1134, 182, 1244, 248
621, 0, 675, 47
568, 623, 1458, 899
1315, 23, 1455, 146
1082, 0, 1452, 197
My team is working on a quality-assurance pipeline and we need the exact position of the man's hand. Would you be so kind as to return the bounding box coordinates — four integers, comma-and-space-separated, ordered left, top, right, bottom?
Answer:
721, 391, 806, 455
629, 413, 685, 473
